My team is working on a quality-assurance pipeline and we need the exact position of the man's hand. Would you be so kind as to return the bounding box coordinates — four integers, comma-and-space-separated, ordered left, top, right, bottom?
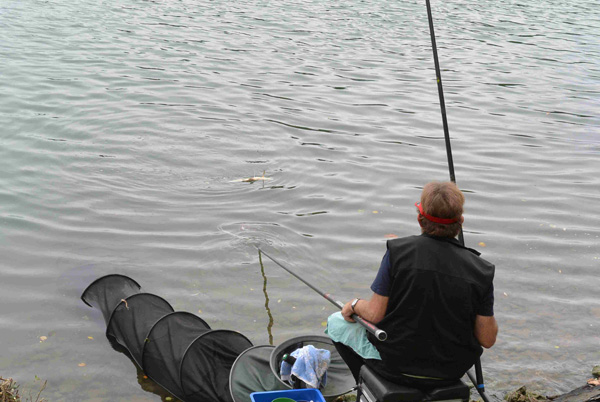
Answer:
341, 293, 389, 324
341, 300, 357, 322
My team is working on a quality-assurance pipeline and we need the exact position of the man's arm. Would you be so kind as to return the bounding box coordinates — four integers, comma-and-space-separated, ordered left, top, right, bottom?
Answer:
474, 315, 498, 348
341, 292, 389, 324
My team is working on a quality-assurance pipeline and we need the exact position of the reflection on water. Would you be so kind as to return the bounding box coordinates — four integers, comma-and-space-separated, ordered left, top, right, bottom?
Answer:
258, 250, 275, 346
111, 340, 180, 401
0, 0, 599, 400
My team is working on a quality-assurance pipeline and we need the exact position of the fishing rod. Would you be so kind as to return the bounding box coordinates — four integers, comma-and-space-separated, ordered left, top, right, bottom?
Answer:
256, 246, 388, 342
425, 1, 490, 401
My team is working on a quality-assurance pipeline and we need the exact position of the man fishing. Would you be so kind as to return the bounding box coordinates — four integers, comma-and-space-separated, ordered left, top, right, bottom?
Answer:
326, 181, 498, 389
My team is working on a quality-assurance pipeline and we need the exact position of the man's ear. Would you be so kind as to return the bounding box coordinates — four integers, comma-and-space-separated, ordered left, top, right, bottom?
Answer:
417, 215, 424, 227
459, 215, 464, 224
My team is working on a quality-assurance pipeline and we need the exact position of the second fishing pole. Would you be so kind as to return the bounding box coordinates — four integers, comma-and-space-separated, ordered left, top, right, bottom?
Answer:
255, 246, 388, 342
425, 1, 490, 400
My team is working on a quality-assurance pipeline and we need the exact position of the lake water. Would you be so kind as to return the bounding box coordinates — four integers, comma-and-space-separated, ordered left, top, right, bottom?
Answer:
1, 0, 598, 400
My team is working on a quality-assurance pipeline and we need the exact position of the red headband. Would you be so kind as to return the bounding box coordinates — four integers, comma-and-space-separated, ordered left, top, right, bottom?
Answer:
415, 202, 458, 225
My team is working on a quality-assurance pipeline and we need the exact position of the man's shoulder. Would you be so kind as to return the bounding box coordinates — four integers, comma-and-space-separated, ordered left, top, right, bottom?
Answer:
387, 234, 421, 245
386, 235, 422, 250
387, 233, 460, 248
387, 234, 495, 275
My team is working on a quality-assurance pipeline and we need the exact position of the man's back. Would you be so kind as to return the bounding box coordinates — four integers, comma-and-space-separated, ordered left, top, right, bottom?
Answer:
367, 234, 495, 380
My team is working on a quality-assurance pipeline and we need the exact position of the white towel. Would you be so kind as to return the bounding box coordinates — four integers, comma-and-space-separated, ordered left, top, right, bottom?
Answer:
279, 345, 330, 388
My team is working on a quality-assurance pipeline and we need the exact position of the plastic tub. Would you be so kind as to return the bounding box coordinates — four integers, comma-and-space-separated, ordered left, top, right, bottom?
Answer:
250, 389, 326, 402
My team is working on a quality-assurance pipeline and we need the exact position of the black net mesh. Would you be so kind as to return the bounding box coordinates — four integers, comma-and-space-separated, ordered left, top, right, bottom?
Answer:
270, 335, 355, 398
106, 293, 174, 368
141, 311, 211, 400
83, 276, 353, 402
179, 330, 253, 402
229, 345, 289, 402
81, 274, 141, 326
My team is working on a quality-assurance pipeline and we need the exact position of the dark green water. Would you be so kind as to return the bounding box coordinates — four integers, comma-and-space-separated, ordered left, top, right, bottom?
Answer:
1, 0, 598, 400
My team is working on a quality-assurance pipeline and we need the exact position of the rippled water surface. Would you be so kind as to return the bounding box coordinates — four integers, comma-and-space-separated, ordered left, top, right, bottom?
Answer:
1, 0, 599, 400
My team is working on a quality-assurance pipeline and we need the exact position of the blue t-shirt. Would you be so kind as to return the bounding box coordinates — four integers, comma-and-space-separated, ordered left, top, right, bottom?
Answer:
370, 250, 495, 316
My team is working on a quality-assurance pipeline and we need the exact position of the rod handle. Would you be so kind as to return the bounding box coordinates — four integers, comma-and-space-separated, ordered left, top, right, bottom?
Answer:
352, 314, 388, 341
338, 300, 387, 341
466, 361, 490, 402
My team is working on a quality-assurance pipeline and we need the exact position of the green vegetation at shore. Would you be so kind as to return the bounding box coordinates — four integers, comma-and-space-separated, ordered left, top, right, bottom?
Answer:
2, 367, 599, 402
504, 366, 600, 402
0, 377, 46, 402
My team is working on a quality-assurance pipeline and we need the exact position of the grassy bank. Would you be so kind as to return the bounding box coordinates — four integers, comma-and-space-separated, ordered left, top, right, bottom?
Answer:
0, 377, 46, 402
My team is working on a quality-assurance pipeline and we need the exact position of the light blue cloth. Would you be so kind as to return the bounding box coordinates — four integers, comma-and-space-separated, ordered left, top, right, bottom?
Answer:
325, 311, 382, 360
279, 345, 330, 389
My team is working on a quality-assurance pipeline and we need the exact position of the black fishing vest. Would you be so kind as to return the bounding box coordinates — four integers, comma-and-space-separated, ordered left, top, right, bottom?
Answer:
367, 234, 495, 381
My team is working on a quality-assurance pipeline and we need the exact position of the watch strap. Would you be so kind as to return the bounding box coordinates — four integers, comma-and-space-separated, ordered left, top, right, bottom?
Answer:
351, 298, 360, 312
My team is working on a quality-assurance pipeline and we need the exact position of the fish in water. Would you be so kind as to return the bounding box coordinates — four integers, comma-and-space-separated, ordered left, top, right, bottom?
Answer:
230, 171, 272, 183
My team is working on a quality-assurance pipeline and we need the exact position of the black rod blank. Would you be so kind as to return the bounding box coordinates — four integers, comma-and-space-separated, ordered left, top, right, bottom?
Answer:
257, 247, 387, 341
424, 1, 489, 401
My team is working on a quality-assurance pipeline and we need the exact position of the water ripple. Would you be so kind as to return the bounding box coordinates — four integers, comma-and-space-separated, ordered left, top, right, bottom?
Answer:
1, 0, 599, 398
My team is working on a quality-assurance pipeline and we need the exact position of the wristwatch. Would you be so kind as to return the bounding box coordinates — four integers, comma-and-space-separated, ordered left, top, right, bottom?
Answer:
351, 298, 361, 312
